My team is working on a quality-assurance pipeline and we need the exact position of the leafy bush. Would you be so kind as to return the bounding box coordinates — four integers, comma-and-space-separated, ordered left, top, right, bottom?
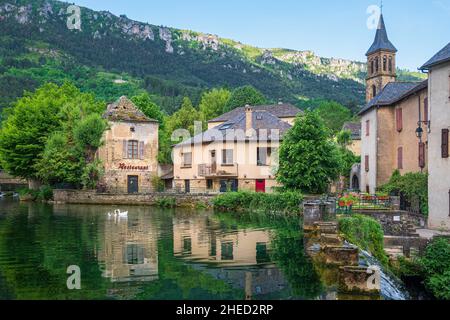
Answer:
419, 238, 450, 300
213, 191, 303, 216
151, 175, 165, 192
380, 170, 428, 215
38, 185, 53, 201
339, 214, 389, 265
155, 197, 176, 208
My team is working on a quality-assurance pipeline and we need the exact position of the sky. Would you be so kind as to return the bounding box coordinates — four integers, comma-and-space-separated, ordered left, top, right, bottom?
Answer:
68, 0, 450, 71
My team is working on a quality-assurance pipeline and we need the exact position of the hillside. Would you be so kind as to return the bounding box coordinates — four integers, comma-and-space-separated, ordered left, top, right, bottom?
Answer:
0, 0, 425, 114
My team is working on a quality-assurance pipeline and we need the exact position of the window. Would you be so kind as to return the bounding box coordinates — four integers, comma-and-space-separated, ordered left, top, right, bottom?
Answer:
424, 97, 429, 123
365, 155, 369, 172
206, 179, 213, 190
442, 129, 449, 158
127, 140, 139, 159
257, 147, 272, 166
396, 108, 403, 132
221, 242, 234, 261
372, 85, 377, 99
375, 57, 379, 72
388, 57, 393, 72
366, 120, 370, 137
182, 152, 192, 167
383, 56, 387, 71
398, 147, 403, 170
419, 142, 426, 169
370, 60, 374, 75
222, 149, 233, 165
125, 244, 144, 265
183, 237, 192, 255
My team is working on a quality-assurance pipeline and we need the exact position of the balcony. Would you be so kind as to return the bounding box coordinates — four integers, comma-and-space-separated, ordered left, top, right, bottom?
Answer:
198, 163, 238, 178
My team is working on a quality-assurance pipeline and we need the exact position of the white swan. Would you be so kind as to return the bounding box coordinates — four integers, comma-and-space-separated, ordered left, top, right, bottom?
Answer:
114, 209, 128, 218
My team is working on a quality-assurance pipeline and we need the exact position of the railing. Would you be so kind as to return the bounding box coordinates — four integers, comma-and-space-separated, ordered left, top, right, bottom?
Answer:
198, 163, 238, 177
336, 194, 392, 214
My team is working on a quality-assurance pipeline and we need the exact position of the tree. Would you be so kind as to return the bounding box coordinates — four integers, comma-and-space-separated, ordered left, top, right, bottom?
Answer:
131, 93, 165, 127
73, 113, 108, 162
0, 82, 104, 181
166, 97, 201, 136
199, 88, 231, 122
277, 111, 341, 194
224, 85, 267, 112
314, 100, 353, 133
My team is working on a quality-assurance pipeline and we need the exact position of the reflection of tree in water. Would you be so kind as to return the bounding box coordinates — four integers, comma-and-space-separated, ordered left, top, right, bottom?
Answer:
269, 229, 323, 299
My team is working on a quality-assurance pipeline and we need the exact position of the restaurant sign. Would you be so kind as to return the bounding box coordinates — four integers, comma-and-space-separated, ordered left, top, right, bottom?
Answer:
118, 163, 149, 171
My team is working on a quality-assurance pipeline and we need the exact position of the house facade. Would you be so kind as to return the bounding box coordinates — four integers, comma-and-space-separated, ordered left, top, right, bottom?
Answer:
421, 43, 450, 230
97, 96, 159, 194
173, 104, 301, 193
359, 14, 428, 194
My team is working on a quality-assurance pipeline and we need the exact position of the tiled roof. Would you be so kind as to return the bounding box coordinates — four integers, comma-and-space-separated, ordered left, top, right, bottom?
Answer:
208, 103, 302, 123
103, 96, 158, 123
421, 42, 450, 70
176, 110, 293, 147
358, 82, 419, 115
366, 15, 397, 56
342, 122, 362, 140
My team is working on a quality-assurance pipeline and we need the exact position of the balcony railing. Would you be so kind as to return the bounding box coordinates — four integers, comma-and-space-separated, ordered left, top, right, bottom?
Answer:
198, 163, 238, 177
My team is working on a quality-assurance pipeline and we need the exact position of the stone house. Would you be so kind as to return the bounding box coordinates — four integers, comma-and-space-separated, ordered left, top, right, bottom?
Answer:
420, 43, 450, 231
359, 14, 428, 194
97, 96, 159, 194
172, 104, 301, 193
342, 122, 362, 156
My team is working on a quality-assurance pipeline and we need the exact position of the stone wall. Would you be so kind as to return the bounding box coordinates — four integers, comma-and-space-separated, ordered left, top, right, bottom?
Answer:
356, 210, 427, 236
53, 189, 215, 207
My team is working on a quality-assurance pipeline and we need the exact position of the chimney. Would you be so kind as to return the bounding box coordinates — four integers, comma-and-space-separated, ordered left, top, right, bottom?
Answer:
245, 105, 253, 131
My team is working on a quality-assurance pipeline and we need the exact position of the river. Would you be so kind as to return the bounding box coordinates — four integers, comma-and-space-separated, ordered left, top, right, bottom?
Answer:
0, 198, 413, 300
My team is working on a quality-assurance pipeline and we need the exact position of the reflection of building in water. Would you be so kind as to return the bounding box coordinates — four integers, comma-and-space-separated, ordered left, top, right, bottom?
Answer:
173, 215, 271, 266
97, 212, 159, 282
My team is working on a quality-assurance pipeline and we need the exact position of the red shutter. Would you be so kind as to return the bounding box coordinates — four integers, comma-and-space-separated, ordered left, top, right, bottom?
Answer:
398, 147, 403, 170
419, 142, 425, 169
365, 155, 369, 172
366, 120, 370, 137
424, 98, 428, 123
442, 129, 449, 158
139, 141, 145, 160
396, 108, 403, 132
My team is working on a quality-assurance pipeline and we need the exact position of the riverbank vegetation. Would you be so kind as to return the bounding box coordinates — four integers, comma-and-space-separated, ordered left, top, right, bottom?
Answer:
394, 237, 450, 300
338, 214, 389, 266
213, 191, 303, 216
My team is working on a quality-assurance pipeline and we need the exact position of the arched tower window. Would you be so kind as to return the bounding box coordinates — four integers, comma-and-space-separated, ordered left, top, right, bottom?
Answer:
388, 57, 393, 72
383, 56, 387, 71
375, 57, 379, 72
370, 60, 374, 75
372, 85, 377, 98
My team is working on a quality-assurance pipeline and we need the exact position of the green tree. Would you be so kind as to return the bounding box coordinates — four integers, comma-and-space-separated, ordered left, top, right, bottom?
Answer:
312, 100, 353, 133
277, 111, 341, 193
166, 97, 202, 137
224, 85, 267, 112
0, 82, 104, 181
199, 88, 231, 123
131, 93, 165, 126
420, 238, 450, 300
73, 114, 108, 162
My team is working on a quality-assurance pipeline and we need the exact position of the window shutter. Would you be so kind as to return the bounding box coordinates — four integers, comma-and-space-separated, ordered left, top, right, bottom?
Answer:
442, 129, 449, 158
123, 140, 128, 159
365, 155, 369, 172
398, 147, 403, 170
139, 141, 145, 160
396, 108, 403, 132
366, 120, 370, 137
419, 142, 425, 169
424, 98, 428, 123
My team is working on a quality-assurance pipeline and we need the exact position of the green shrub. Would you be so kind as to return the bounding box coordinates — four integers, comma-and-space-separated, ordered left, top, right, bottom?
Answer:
213, 191, 303, 216
339, 214, 389, 265
155, 197, 176, 208
419, 238, 450, 300
380, 170, 428, 215
38, 185, 53, 201
151, 175, 165, 192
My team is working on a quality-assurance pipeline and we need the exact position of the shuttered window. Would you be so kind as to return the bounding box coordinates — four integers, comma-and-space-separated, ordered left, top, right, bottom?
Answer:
396, 108, 403, 132
419, 142, 426, 169
442, 129, 449, 158
398, 147, 403, 170
182, 152, 192, 167
424, 98, 428, 123
127, 140, 139, 159
366, 120, 370, 137
365, 155, 369, 172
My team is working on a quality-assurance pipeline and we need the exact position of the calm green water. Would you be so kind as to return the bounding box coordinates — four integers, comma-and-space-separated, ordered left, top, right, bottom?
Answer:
0, 198, 407, 300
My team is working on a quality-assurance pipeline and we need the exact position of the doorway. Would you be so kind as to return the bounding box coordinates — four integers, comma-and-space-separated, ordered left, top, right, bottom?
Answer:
351, 175, 360, 190
127, 175, 139, 194
255, 180, 266, 193
184, 180, 191, 193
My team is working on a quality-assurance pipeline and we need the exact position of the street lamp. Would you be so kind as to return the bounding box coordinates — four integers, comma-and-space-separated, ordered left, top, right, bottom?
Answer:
415, 126, 424, 139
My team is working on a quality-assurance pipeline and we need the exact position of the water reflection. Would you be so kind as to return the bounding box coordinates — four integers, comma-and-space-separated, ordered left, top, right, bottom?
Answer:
0, 200, 411, 300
